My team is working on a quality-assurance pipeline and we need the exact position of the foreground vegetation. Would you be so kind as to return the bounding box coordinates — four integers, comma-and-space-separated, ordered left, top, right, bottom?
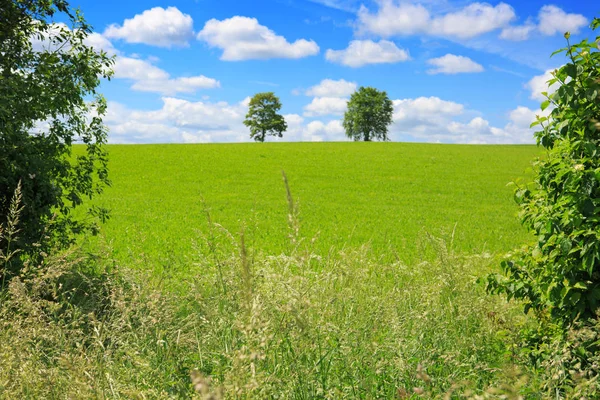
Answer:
3, 187, 598, 398
0, 190, 529, 398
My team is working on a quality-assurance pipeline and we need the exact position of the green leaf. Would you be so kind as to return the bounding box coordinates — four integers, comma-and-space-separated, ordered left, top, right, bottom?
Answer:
551, 47, 568, 57
573, 281, 588, 290
564, 63, 577, 79
541, 100, 551, 111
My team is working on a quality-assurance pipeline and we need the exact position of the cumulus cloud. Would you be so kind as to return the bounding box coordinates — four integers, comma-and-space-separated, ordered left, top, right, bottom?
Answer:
508, 106, 538, 127
393, 97, 464, 120
105, 97, 249, 143
304, 120, 346, 141
357, 1, 515, 39
197, 16, 319, 60
538, 5, 588, 36
432, 3, 516, 39
390, 96, 535, 144
284, 115, 346, 141
325, 40, 410, 67
113, 56, 220, 95
130, 76, 220, 95
104, 7, 194, 48
306, 79, 357, 98
426, 54, 484, 75
303, 97, 348, 117
526, 69, 558, 102
499, 5, 587, 41
499, 22, 536, 41
497, 106, 545, 143
84, 32, 118, 55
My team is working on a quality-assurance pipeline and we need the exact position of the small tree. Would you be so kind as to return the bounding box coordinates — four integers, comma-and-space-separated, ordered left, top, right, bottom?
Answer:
343, 87, 393, 142
487, 20, 600, 325
244, 92, 287, 142
0, 0, 113, 265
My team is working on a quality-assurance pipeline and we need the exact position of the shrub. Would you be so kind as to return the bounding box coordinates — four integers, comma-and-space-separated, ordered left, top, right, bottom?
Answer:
487, 19, 600, 325
0, 0, 113, 269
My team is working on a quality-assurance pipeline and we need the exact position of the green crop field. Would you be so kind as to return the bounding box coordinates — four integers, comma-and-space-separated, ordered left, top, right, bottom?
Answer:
88, 142, 541, 273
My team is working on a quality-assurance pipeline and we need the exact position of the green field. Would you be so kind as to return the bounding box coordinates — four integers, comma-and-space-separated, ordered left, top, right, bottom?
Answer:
6, 142, 561, 398
91, 142, 541, 271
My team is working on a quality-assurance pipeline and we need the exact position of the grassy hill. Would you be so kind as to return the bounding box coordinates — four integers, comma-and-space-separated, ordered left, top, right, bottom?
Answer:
89, 142, 540, 272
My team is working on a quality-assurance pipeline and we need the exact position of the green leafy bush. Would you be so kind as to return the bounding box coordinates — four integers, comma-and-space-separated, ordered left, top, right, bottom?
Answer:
0, 0, 113, 268
488, 19, 600, 324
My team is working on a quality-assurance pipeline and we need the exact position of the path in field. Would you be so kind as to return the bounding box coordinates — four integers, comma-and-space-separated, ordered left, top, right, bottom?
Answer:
89, 142, 540, 272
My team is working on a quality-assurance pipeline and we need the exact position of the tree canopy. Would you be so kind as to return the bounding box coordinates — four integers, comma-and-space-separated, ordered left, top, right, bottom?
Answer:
244, 92, 287, 142
0, 0, 113, 263
343, 87, 394, 142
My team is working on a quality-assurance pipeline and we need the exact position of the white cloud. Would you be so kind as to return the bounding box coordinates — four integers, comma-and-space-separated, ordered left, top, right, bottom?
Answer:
393, 97, 464, 121
430, 2, 516, 39
325, 39, 410, 67
113, 57, 168, 81
499, 22, 536, 41
508, 106, 537, 128
105, 97, 249, 143
497, 106, 543, 143
305, 120, 346, 141
357, 1, 515, 39
283, 115, 346, 141
447, 117, 493, 136
131, 76, 220, 95
197, 16, 319, 60
357, 2, 430, 37
389, 97, 535, 144
538, 5, 587, 36
499, 6, 587, 41
104, 7, 194, 48
113, 56, 220, 95
284, 114, 305, 127
304, 97, 348, 117
426, 54, 484, 75
84, 32, 118, 55
526, 69, 558, 102
305, 79, 357, 97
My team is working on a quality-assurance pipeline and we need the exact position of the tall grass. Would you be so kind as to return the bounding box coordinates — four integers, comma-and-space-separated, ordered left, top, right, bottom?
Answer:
3, 179, 594, 398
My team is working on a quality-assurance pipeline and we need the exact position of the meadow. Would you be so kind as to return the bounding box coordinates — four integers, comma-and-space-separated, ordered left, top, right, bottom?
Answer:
89, 142, 541, 274
5, 142, 566, 399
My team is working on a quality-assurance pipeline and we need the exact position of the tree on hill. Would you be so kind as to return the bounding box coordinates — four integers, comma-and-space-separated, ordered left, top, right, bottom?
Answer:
0, 0, 113, 270
244, 92, 288, 142
343, 87, 394, 142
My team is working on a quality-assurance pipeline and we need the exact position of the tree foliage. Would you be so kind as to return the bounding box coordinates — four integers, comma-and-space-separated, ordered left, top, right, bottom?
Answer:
0, 0, 113, 263
343, 87, 393, 142
487, 20, 600, 325
244, 92, 287, 142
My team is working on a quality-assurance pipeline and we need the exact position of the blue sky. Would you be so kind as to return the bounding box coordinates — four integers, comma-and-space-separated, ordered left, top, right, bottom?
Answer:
63, 0, 597, 143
